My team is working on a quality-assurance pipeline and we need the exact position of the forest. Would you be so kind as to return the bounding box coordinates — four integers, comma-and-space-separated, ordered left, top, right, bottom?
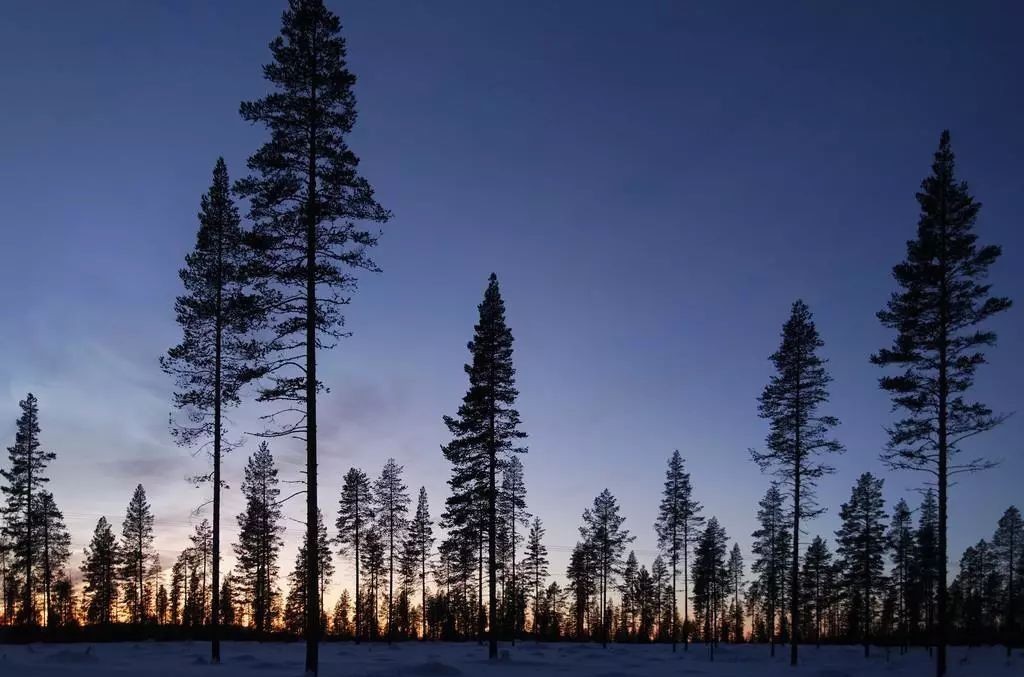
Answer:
0, 3, 1017, 677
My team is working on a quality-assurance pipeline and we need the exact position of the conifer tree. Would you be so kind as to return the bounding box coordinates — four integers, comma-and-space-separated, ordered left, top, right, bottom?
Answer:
727, 544, 745, 642
220, 575, 236, 627
156, 584, 169, 625
1, 393, 55, 624
872, 130, 1011, 677
332, 589, 353, 637
374, 458, 409, 644
566, 541, 594, 640
522, 516, 549, 638
284, 509, 333, 635
692, 518, 728, 657
81, 517, 119, 625
162, 156, 261, 662
835, 473, 887, 657
993, 506, 1022, 651
190, 519, 214, 624
888, 499, 915, 652
37, 491, 70, 627
441, 273, 527, 658
580, 489, 633, 648
336, 467, 374, 642
120, 484, 156, 623
655, 449, 703, 651
752, 300, 843, 666
800, 536, 833, 646
402, 486, 434, 639
237, 1, 391, 667
914, 488, 940, 639
233, 442, 283, 633
497, 455, 528, 643
750, 483, 790, 656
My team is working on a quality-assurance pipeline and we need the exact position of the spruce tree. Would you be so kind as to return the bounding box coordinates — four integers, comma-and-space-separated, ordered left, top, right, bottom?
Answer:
888, 499, 915, 652
374, 458, 409, 644
233, 442, 283, 633
752, 300, 843, 666
872, 130, 1011, 677
336, 467, 374, 642
727, 544, 744, 643
915, 488, 940, 639
120, 484, 156, 623
442, 273, 527, 658
993, 506, 1022, 651
402, 486, 434, 639
800, 536, 833, 646
284, 509, 333, 635
237, 1, 391, 667
580, 489, 634, 648
162, 156, 260, 662
566, 541, 594, 640
37, 491, 70, 628
835, 473, 887, 657
1, 393, 55, 624
750, 483, 790, 656
497, 455, 528, 643
522, 516, 549, 639
190, 519, 214, 624
220, 575, 236, 627
81, 517, 119, 625
692, 518, 728, 658
654, 449, 703, 651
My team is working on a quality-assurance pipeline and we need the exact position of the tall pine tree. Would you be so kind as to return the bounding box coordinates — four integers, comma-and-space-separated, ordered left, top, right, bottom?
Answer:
233, 442, 283, 633
835, 473, 887, 657
441, 273, 526, 658
81, 517, 119, 625
992, 506, 1022, 652
752, 300, 843, 666
1, 393, 54, 624
120, 484, 156, 624
580, 489, 633, 648
750, 482, 790, 656
336, 467, 374, 642
162, 156, 260, 661
36, 491, 70, 628
374, 458, 409, 644
872, 130, 1011, 677
402, 486, 434, 640
654, 449, 703, 651
237, 1, 390, 669
522, 516, 549, 639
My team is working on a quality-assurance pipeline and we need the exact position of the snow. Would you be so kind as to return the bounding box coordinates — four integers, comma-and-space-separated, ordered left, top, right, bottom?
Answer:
0, 641, 1019, 677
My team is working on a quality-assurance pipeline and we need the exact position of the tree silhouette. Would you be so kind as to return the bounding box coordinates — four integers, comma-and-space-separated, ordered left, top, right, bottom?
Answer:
162, 156, 261, 662
120, 484, 156, 624
872, 130, 1011, 677
580, 489, 633, 648
233, 442, 283, 633
835, 473, 887, 657
752, 300, 843, 666
236, 0, 391, 669
655, 450, 703, 651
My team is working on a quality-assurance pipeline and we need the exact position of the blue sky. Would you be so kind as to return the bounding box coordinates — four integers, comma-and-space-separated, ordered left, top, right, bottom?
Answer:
1, 1, 1022, 600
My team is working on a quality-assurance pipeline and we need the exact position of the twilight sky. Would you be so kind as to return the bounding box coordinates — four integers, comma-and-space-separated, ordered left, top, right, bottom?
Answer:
1, 1, 1022, 603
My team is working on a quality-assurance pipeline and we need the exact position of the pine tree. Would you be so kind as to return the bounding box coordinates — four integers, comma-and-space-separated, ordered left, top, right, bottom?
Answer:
1, 393, 55, 624
655, 450, 703, 651
336, 467, 374, 642
580, 489, 634, 648
750, 483, 790, 656
441, 273, 527, 658
0, 532, 14, 624
888, 499, 915, 652
233, 442, 283, 633
220, 575, 236, 627
835, 473, 887, 656
190, 519, 214, 624
120, 484, 156, 623
402, 486, 434, 640
800, 536, 833, 646
497, 455, 528, 642
156, 584, 169, 625
566, 541, 594, 640
914, 488, 940, 640
752, 300, 842, 665
36, 491, 70, 628
993, 506, 1023, 650
373, 458, 409, 643
692, 518, 728, 658
872, 130, 1011, 677
81, 517, 119, 625
522, 516, 549, 638
284, 509, 333, 635
727, 544, 744, 642
332, 589, 353, 637
237, 1, 391, 666
162, 156, 261, 662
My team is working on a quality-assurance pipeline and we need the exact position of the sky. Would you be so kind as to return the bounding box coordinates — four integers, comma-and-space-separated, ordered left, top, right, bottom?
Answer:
1, 1, 1022, 606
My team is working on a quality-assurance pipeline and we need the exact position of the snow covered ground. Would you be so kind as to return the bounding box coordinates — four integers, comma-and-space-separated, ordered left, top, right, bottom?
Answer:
0, 640, 1019, 677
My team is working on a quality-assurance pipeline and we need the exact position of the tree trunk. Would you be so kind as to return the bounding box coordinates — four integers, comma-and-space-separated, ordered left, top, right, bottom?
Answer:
304, 79, 320, 676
